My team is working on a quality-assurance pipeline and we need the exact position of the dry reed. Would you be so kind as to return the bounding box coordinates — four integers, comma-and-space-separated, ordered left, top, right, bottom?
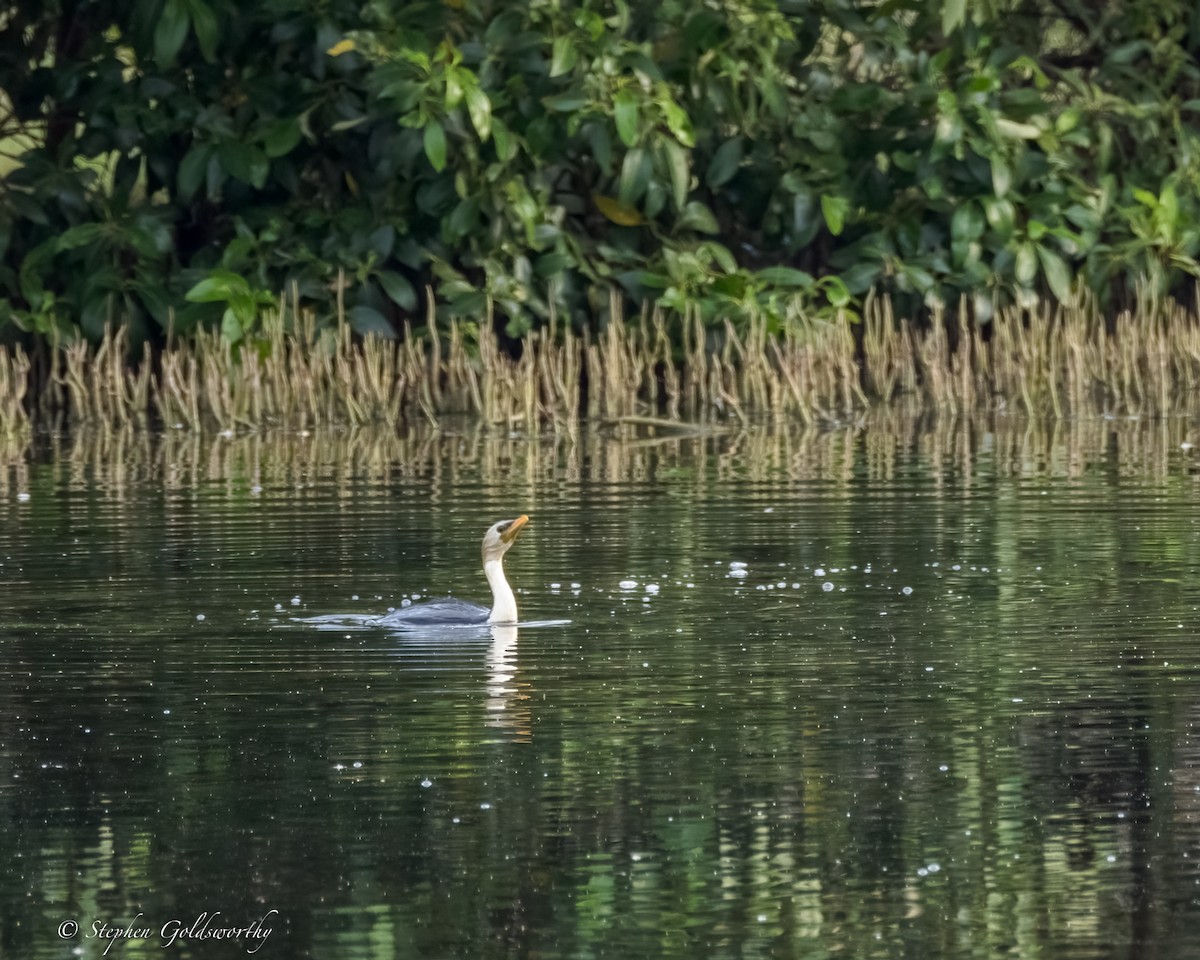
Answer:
2, 287, 1200, 433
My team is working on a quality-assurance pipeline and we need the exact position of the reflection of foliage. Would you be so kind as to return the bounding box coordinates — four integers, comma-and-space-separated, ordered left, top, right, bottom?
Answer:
1, 0, 1200, 348
1, 423, 1199, 954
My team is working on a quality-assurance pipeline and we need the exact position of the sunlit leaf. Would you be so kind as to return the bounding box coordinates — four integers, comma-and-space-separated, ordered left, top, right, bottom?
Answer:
614, 90, 639, 148
757, 266, 814, 288
1037, 246, 1072, 301
661, 138, 689, 211
1015, 242, 1038, 285
677, 200, 719, 234
424, 120, 447, 172
942, 0, 967, 35
327, 39, 356, 56
465, 86, 491, 140
820, 194, 848, 236
991, 157, 1011, 198
550, 36, 577, 77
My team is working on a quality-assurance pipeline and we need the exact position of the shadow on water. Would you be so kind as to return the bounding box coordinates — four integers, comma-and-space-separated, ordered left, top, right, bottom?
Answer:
2, 414, 1200, 959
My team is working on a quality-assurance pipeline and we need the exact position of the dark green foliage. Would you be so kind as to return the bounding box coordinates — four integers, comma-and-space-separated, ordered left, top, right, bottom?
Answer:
2, 0, 1199, 347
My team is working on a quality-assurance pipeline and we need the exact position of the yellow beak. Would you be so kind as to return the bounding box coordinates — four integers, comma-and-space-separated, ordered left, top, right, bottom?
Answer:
501, 514, 529, 544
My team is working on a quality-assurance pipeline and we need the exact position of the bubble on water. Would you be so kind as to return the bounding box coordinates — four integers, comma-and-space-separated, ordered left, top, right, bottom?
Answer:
571, 582, 581, 589
763, 507, 774, 513
275, 603, 284, 611
619, 580, 638, 590
163, 709, 171, 715
195, 613, 206, 622
480, 802, 492, 810
756, 584, 767, 591
1011, 697, 1024, 703
729, 561, 748, 571
1106, 854, 1117, 863
728, 569, 748, 579
902, 586, 913, 595
939, 764, 949, 772
550, 582, 561, 589
814, 568, 826, 577
645, 584, 660, 594
352, 761, 362, 769
401, 598, 412, 607
420, 778, 433, 788
16, 492, 30, 502
290, 596, 301, 606
822, 582, 834, 592
791, 583, 800, 589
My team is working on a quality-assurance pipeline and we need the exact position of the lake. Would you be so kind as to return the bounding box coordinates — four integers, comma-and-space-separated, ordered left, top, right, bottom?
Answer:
2, 416, 1199, 959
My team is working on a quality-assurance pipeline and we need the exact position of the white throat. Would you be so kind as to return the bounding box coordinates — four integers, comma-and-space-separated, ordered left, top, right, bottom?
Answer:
484, 558, 517, 624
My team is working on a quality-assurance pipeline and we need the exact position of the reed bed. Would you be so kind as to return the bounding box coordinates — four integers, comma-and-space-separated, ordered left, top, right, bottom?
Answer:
2, 288, 1200, 434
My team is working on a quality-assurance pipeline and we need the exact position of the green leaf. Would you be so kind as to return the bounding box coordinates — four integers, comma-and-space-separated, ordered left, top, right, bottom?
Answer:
187, 0, 218, 61
262, 119, 301, 158
424, 120, 447, 172
942, 0, 967, 35
465, 86, 491, 140
491, 116, 515, 161
614, 89, 639, 148
186, 273, 240, 303
377, 270, 417, 312
544, 91, 589, 112
550, 36, 577, 77
1037, 246, 1072, 301
220, 306, 244, 343
1015, 242, 1037, 285
706, 138, 743, 188
217, 141, 269, 188
820, 194, 848, 236
56, 223, 105, 253
677, 201, 719, 234
661, 99, 695, 147
951, 201, 984, 243
348, 305, 397, 338
661, 138, 689, 211
155, 0, 190, 65
178, 144, 212, 200
757, 266, 814, 288
618, 147, 651, 205
991, 156, 1011, 198
984, 198, 1015, 237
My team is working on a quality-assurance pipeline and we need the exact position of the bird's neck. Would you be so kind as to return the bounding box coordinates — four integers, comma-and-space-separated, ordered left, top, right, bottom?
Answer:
484, 558, 517, 624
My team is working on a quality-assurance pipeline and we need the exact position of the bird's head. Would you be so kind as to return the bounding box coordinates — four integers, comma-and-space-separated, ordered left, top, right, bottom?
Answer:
481, 515, 529, 564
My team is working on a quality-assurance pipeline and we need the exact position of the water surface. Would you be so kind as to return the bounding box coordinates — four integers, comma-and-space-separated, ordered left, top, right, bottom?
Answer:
2, 419, 1200, 959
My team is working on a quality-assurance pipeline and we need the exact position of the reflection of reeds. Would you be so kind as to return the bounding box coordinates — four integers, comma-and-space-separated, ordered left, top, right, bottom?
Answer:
1, 415, 1195, 502
3, 289, 1200, 431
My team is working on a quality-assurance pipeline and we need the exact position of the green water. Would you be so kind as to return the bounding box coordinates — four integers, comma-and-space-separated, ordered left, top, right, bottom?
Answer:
2, 423, 1200, 959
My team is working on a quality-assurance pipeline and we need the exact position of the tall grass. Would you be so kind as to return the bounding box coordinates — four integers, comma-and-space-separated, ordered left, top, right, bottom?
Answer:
2, 287, 1200, 434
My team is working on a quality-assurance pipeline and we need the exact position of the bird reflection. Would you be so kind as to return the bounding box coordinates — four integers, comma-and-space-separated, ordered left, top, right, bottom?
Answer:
485, 625, 533, 742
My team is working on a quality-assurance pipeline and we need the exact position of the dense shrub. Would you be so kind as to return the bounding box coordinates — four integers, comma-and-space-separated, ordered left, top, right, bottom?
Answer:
2, 0, 1199, 347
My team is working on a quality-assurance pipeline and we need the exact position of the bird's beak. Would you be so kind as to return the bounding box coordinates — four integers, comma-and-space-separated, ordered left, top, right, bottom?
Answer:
500, 515, 529, 544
